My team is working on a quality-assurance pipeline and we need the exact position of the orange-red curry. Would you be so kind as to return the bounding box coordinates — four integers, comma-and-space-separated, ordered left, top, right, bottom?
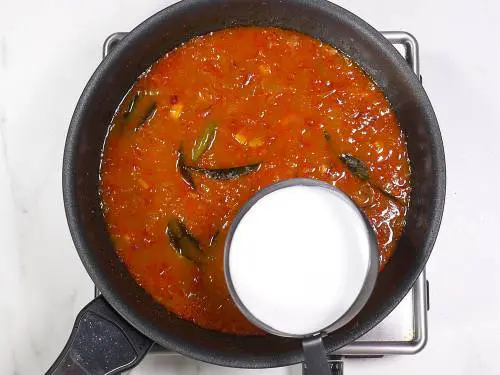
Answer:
100, 27, 411, 335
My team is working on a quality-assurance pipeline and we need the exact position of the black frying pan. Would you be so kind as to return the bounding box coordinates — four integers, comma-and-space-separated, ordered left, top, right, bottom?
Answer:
48, 0, 446, 373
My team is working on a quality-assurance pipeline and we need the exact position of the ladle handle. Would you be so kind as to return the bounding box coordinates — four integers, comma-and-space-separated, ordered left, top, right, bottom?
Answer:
302, 336, 343, 375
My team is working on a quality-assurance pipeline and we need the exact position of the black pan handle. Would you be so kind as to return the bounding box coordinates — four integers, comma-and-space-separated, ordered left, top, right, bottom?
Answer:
302, 336, 343, 375
45, 296, 153, 375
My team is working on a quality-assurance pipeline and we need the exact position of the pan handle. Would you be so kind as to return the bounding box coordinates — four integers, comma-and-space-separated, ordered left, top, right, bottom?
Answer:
302, 336, 343, 375
45, 296, 153, 375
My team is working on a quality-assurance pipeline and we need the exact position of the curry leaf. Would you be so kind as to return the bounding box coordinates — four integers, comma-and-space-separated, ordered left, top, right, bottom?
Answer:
123, 92, 139, 119
192, 122, 218, 162
186, 163, 261, 180
166, 218, 205, 264
339, 153, 369, 180
138, 102, 157, 128
176, 143, 196, 189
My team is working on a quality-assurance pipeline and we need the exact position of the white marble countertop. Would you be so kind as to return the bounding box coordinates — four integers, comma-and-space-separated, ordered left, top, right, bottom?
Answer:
1, 0, 500, 374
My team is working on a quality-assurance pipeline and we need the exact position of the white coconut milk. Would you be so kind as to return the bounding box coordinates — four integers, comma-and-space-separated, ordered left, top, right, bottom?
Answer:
227, 185, 371, 336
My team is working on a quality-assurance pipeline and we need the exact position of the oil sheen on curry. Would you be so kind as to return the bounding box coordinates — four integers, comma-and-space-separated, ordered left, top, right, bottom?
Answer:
100, 27, 411, 335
